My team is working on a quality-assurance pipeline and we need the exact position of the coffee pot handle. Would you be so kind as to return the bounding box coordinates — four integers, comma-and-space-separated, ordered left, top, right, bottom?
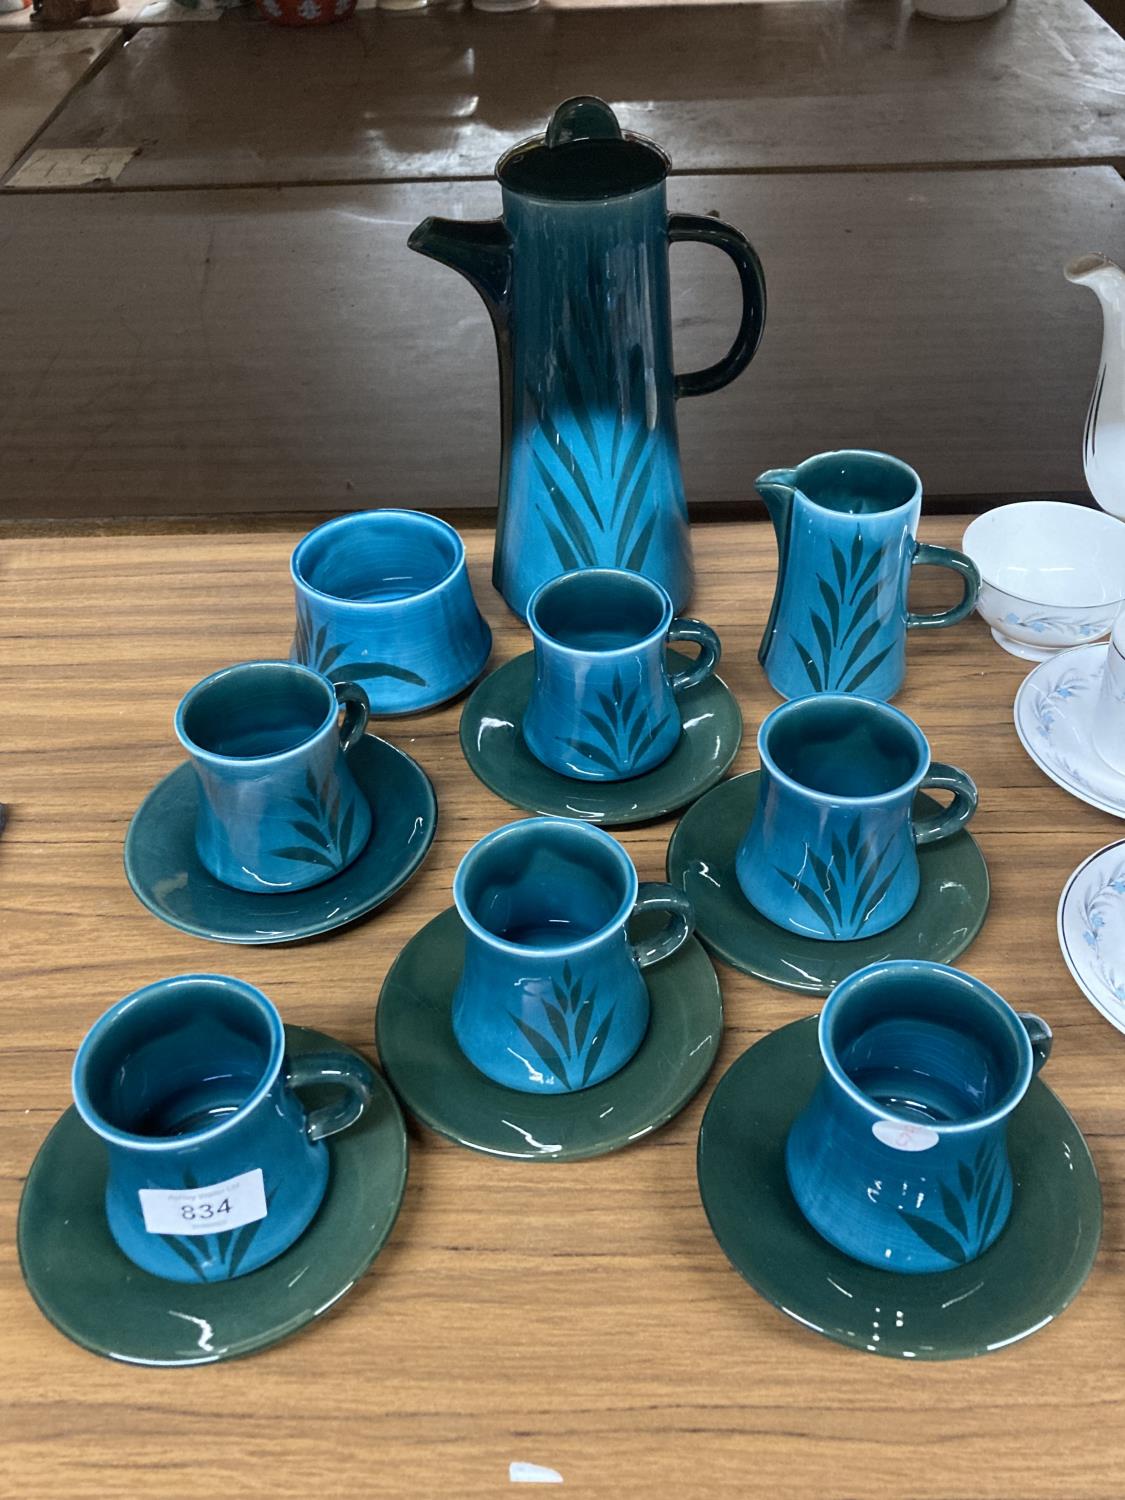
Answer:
286, 1051, 375, 1142
912, 764, 978, 846
630, 883, 695, 968
669, 213, 766, 398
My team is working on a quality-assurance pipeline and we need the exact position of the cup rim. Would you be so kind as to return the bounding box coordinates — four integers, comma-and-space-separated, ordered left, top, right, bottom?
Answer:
786, 448, 921, 518
290, 509, 467, 611
526, 568, 674, 660
757, 693, 930, 806
818, 960, 1034, 1135
452, 816, 639, 957
174, 659, 337, 767
71, 975, 286, 1153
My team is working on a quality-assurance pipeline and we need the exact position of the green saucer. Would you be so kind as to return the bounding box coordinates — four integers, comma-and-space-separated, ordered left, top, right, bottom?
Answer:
459, 650, 743, 825
697, 1018, 1101, 1361
667, 771, 989, 994
18, 1027, 408, 1367
124, 733, 437, 944
375, 908, 722, 1160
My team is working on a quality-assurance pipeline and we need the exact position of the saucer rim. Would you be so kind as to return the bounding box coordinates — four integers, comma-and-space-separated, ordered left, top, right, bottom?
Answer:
1013, 641, 1125, 820
375, 906, 723, 1161
18, 1025, 409, 1367
123, 733, 437, 944
666, 770, 990, 995
458, 648, 743, 826
696, 1016, 1102, 1361
1057, 837, 1125, 1035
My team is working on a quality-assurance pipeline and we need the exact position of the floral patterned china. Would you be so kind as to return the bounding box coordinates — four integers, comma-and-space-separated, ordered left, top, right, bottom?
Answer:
963, 502, 1125, 661
1058, 839, 1125, 1034
1013, 643, 1125, 818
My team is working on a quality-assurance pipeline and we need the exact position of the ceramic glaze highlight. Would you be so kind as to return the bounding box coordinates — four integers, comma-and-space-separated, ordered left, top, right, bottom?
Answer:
523, 568, 721, 781
451, 818, 693, 1093
785, 961, 1052, 1274
735, 695, 978, 941
71, 977, 373, 1283
290, 510, 492, 715
174, 661, 372, 894
758, 450, 979, 700
409, 96, 766, 619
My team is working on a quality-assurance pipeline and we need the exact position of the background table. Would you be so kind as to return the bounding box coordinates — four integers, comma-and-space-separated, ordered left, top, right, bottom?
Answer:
2, 518, 1123, 1497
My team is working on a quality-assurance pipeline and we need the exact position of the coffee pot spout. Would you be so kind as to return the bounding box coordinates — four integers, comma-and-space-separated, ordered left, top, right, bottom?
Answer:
408, 216, 512, 320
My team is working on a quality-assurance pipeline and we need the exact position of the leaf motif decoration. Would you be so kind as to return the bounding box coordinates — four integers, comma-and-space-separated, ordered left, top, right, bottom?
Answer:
291, 597, 426, 687
510, 970, 614, 1092
269, 764, 367, 871
785, 534, 896, 692
898, 1212, 969, 1267
558, 669, 673, 776
773, 819, 903, 938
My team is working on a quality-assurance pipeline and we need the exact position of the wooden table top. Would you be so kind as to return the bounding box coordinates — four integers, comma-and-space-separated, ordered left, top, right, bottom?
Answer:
2, 517, 1123, 1498
11, 0, 1124, 190
1, 165, 1121, 524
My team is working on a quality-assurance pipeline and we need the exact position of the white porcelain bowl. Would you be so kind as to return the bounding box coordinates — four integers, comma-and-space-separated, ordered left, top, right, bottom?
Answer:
962, 501, 1125, 661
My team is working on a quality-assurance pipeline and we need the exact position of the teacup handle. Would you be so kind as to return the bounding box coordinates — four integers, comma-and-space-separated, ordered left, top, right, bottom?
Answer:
1019, 1013, 1053, 1074
912, 764, 979, 846
630, 882, 695, 968
906, 543, 981, 630
667, 620, 722, 693
286, 1051, 374, 1141
334, 681, 370, 754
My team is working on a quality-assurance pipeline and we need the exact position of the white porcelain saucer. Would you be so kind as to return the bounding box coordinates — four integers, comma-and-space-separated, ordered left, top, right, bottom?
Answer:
1014, 643, 1125, 818
1058, 840, 1125, 1035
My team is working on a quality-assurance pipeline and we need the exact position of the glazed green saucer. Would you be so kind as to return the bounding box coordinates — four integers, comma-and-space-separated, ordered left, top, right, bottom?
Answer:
375, 908, 722, 1160
698, 1018, 1101, 1361
667, 771, 989, 994
458, 650, 742, 825
18, 1027, 408, 1367
124, 734, 436, 944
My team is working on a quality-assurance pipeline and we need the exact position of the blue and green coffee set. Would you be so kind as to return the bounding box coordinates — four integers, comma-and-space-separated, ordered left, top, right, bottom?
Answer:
21, 95, 1102, 1369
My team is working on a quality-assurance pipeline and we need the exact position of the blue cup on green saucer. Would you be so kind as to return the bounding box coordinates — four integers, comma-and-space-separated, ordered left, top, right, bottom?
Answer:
174, 660, 372, 894
736, 694, 977, 941
72, 975, 375, 1283
786, 960, 1052, 1273
452, 817, 695, 1093
523, 568, 721, 781
291, 510, 492, 715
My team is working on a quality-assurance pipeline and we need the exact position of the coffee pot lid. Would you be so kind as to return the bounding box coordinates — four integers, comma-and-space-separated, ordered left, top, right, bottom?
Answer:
497, 96, 670, 203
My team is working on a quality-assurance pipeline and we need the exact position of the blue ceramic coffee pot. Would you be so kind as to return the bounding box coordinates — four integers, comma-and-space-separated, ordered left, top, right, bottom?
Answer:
523, 568, 721, 781
757, 450, 980, 700
452, 818, 694, 1093
786, 960, 1052, 1273
410, 96, 767, 619
72, 975, 374, 1283
736, 694, 977, 941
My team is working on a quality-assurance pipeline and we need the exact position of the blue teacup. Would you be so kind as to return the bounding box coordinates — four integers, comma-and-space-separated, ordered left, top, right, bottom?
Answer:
786, 960, 1052, 1273
72, 974, 375, 1283
451, 817, 695, 1093
736, 694, 977, 941
291, 510, 492, 715
174, 660, 373, 893
523, 568, 721, 781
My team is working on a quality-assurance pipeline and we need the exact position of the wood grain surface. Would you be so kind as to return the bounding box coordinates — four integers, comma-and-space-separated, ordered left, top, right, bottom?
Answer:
1, 518, 1123, 1498
0, 30, 119, 177
13, 0, 1124, 189
1, 166, 1121, 524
